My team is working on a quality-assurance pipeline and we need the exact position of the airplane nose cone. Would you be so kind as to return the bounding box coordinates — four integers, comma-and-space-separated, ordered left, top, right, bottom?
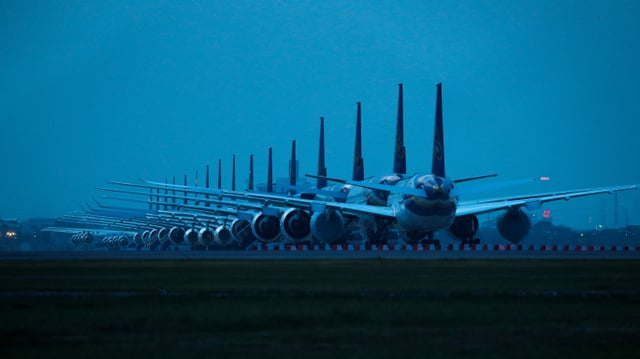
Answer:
425, 184, 449, 200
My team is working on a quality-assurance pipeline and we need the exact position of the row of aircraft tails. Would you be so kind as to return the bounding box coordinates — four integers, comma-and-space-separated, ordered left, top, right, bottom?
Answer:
45, 83, 638, 251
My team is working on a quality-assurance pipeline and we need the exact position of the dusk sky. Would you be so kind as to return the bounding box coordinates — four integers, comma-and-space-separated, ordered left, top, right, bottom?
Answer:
2, 1, 639, 229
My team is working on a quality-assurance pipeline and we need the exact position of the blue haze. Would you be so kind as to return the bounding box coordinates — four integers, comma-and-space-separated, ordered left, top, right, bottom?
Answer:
1, 1, 639, 229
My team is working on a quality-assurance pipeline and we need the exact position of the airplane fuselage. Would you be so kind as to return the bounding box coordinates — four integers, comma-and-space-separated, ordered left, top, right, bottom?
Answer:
389, 174, 457, 238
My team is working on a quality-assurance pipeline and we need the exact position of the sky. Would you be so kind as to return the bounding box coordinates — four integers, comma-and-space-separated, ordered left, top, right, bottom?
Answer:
1, 0, 639, 229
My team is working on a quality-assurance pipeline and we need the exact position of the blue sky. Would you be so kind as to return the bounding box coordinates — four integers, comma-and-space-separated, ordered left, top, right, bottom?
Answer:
1, 1, 639, 229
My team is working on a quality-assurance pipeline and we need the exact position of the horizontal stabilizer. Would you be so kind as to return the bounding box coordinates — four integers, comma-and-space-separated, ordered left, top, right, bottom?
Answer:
453, 173, 497, 184
306, 174, 424, 197
451, 177, 541, 197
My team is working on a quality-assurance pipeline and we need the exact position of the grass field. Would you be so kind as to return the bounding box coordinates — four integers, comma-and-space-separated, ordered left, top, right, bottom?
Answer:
1, 259, 639, 358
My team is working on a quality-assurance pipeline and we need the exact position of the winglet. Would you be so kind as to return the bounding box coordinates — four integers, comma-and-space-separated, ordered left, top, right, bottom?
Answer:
353, 102, 365, 181
393, 83, 407, 175
317, 117, 328, 188
432, 83, 445, 178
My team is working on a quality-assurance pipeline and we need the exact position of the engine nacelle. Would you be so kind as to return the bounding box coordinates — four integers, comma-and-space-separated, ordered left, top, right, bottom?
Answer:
133, 233, 143, 246
251, 213, 281, 243
158, 228, 170, 243
280, 208, 311, 243
184, 228, 199, 246
448, 215, 479, 241
149, 229, 159, 244
497, 208, 531, 244
199, 227, 214, 246
310, 210, 344, 243
104, 236, 115, 248
230, 218, 255, 246
214, 225, 233, 246
141, 230, 151, 245
169, 226, 185, 245
118, 235, 129, 248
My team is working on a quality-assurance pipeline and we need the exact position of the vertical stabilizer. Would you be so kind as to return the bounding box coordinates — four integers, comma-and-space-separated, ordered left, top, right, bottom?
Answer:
183, 175, 188, 205
317, 117, 328, 188
248, 154, 254, 190
163, 179, 168, 210
205, 165, 210, 207
267, 147, 273, 193
393, 83, 406, 175
232, 154, 236, 191
172, 176, 176, 208
289, 140, 297, 193
432, 83, 445, 177
205, 165, 210, 188
353, 102, 365, 181
217, 159, 222, 190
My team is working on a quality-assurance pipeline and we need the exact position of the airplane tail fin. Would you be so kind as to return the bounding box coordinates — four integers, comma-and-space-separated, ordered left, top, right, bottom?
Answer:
184, 175, 188, 205
149, 188, 153, 210
289, 140, 297, 194
353, 102, 365, 181
232, 154, 236, 191
432, 83, 445, 177
217, 159, 222, 190
393, 83, 406, 175
205, 165, 210, 207
248, 154, 254, 190
172, 176, 176, 209
317, 117, 328, 188
267, 147, 273, 193
205, 165, 210, 189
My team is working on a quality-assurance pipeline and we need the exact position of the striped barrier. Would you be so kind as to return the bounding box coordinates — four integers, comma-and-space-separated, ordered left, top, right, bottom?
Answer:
248, 243, 640, 252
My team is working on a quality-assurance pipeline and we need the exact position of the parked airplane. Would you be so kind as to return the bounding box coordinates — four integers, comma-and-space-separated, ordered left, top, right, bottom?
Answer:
100, 83, 638, 246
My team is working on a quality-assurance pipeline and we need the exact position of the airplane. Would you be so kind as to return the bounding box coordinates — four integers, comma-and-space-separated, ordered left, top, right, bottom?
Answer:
97, 83, 638, 246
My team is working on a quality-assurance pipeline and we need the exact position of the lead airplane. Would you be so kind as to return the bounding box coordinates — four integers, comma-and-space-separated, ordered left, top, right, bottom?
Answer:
103, 83, 638, 246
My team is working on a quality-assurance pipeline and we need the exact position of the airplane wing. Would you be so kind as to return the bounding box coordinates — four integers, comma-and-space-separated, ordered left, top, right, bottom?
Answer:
104, 179, 398, 220
455, 184, 638, 217
241, 191, 397, 218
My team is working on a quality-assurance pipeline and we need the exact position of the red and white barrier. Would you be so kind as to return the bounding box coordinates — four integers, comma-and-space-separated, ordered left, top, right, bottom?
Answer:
247, 243, 640, 252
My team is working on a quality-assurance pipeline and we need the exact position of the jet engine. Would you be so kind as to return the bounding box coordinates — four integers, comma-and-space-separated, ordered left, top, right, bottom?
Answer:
158, 228, 170, 243
83, 232, 93, 244
310, 209, 344, 243
133, 233, 144, 247
448, 215, 479, 243
198, 227, 215, 246
497, 207, 531, 244
169, 226, 185, 245
184, 228, 199, 246
280, 208, 311, 243
215, 225, 233, 246
117, 235, 129, 248
141, 230, 151, 247
230, 218, 255, 246
149, 229, 159, 243
251, 213, 281, 243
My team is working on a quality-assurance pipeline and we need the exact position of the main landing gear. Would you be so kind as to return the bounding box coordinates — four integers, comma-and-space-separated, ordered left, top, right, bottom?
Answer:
450, 215, 480, 245
418, 231, 441, 247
